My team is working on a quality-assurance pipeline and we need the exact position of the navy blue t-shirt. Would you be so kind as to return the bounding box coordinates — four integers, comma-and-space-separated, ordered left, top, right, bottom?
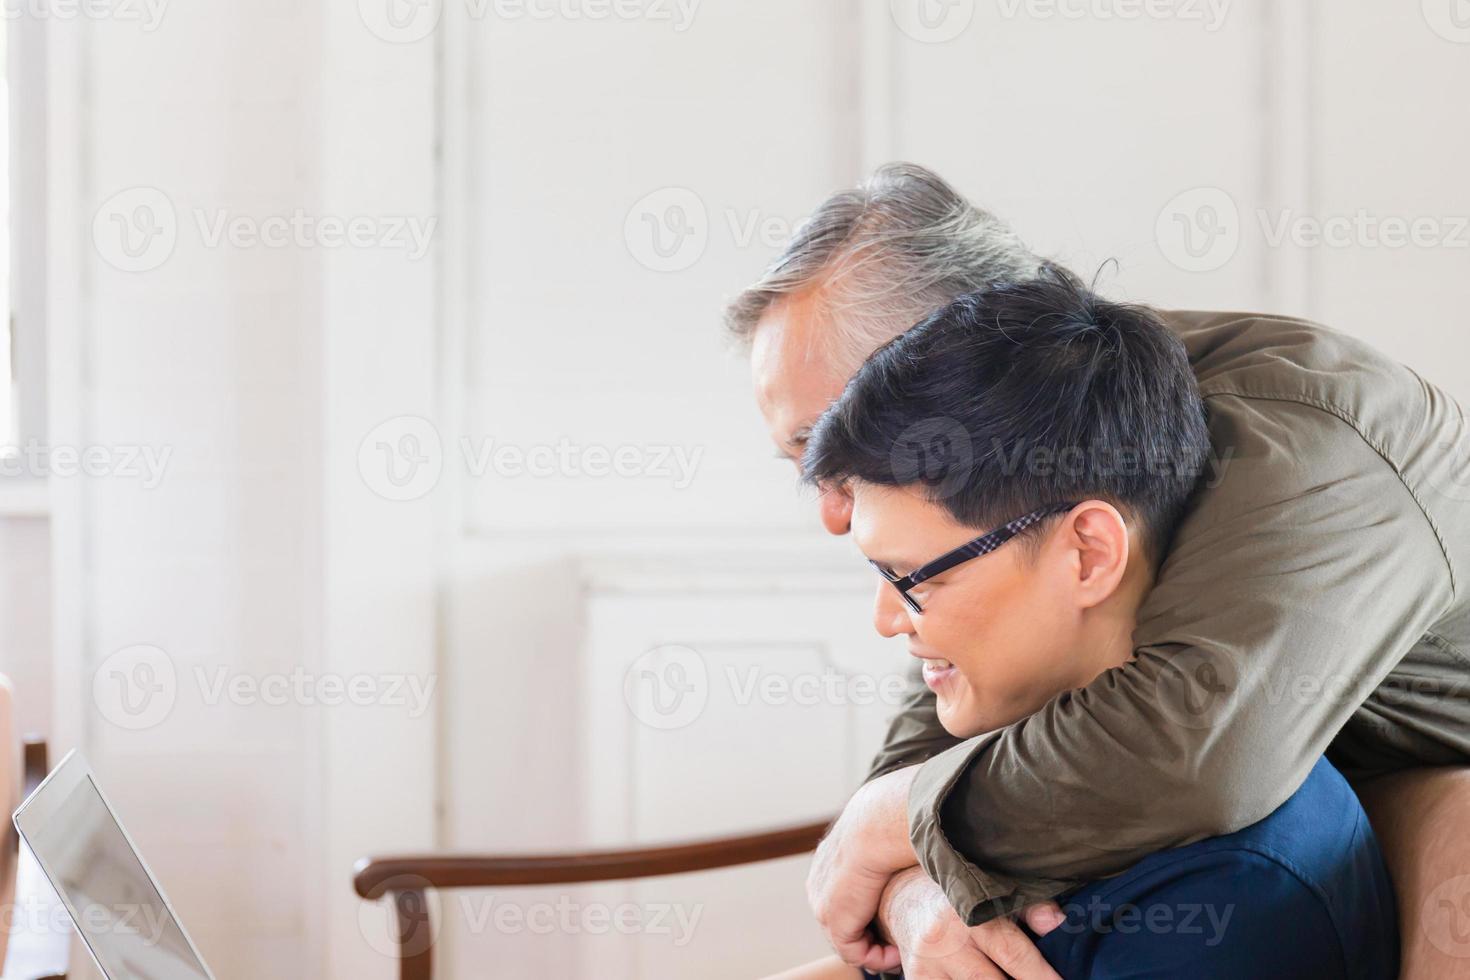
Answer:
869, 756, 1398, 979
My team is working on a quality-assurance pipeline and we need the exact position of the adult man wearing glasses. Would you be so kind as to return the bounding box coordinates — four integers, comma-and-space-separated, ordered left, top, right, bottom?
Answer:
726, 163, 1470, 978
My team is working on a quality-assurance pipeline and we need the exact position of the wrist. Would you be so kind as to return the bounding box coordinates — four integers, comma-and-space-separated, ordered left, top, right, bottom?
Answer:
875, 865, 928, 944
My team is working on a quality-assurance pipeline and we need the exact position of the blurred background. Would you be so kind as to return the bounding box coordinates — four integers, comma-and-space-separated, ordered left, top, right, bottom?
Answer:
1, 1, 1468, 977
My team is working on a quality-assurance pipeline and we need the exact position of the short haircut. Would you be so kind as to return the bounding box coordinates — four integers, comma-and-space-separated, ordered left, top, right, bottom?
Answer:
802, 266, 1211, 562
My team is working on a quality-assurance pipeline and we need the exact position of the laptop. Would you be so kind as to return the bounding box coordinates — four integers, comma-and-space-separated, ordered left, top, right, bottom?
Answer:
12, 751, 216, 980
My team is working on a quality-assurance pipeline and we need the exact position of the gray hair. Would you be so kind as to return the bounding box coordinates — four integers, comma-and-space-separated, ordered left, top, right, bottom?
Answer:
723, 163, 1045, 372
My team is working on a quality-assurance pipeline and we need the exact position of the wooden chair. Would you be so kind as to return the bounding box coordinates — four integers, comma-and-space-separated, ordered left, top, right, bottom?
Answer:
353, 816, 834, 980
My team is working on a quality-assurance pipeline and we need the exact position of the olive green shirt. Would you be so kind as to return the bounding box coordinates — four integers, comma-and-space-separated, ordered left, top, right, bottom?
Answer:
866, 310, 1470, 926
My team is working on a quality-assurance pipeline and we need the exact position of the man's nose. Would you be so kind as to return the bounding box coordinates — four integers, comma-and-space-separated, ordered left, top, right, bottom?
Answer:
873, 582, 914, 639
817, 484, 853, 535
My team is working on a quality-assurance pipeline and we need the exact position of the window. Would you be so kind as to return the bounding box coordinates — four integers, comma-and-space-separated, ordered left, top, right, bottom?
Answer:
3, 10, 44, 479
1, 13, 11, 453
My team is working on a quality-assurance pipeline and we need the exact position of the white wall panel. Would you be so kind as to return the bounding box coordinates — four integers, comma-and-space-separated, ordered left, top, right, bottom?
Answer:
1314, 4, 1470, 404
455, 1, 859, 535
46, 3, 327, 976
887, 0, 1264, 310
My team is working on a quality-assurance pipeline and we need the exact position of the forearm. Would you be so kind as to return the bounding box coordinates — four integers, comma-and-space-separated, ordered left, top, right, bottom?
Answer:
1355, 767, 1470, 976
871, 864, 925, 944
846, 765, 920, 872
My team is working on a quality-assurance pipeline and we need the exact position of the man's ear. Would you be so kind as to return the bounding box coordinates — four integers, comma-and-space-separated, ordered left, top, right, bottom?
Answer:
1063, 500, 1131, 609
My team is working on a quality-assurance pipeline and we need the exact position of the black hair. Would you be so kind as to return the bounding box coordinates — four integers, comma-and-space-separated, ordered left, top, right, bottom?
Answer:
801, 266, 1211, 562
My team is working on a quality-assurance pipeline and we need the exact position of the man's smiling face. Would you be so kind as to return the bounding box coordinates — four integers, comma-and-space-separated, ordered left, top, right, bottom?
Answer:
748, 291, 855, 535
848, 481, 1096, 738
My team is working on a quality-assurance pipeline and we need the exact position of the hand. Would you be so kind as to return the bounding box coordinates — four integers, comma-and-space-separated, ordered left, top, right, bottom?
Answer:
806, 768, 922, 972
877, 867, 1066, 980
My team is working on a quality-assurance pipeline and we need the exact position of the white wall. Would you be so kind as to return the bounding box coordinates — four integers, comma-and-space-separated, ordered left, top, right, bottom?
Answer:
21, 2, 1470, 979
886, 0, 1470, 405
318, 4, 439, 976
43, 3, 328, 977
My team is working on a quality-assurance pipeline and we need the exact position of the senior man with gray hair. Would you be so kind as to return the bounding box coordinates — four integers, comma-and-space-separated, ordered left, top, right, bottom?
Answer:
728, 164, 1470, 979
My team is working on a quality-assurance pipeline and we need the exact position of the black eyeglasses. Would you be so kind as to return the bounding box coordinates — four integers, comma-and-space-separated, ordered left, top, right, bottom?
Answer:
870, 502, 1078, 614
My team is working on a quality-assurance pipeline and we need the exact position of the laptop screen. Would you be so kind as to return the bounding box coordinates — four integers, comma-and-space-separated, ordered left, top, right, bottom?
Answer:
23, 773, 211, 980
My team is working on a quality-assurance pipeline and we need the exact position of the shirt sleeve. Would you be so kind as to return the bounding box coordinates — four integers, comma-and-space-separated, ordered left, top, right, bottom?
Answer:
863, 659, 964, 785
909, 396, 1457, 925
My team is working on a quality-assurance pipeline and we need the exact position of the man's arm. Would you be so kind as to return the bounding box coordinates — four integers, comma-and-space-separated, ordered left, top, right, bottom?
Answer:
1355, 767, 1470, 978
910, 397, 1456, 924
